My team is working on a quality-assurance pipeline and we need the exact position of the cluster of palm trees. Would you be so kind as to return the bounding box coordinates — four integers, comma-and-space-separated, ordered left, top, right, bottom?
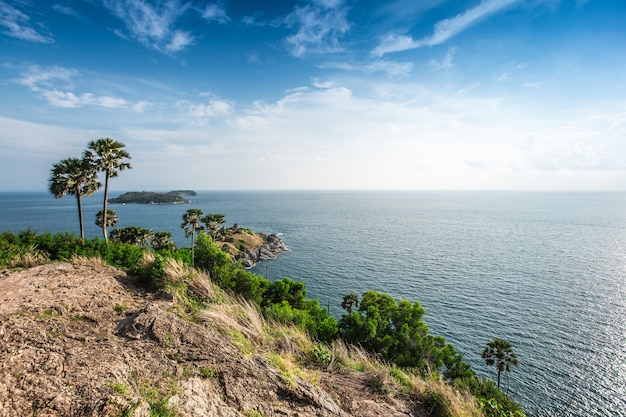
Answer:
180, 208, 227, 266
48, 138, 131, 243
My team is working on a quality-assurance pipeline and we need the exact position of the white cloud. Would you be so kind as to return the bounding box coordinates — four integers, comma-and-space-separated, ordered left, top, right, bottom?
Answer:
132, 100, 149, 113
176, 97, 234, 125
103, 0, 194, 53
371, 34, 417, 57
38, 90, 127, 108
0, 1, 54, 43
285, 2, 350, 57
372, 0, 520, 56
201, 4, 230, 24
165, 30, 194, 52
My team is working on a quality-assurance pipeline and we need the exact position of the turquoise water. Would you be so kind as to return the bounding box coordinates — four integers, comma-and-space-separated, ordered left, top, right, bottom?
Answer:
1, 190, 625, 417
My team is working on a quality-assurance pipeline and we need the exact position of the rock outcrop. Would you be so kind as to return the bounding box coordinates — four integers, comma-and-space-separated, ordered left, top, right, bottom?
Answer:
235, 233, 288, 268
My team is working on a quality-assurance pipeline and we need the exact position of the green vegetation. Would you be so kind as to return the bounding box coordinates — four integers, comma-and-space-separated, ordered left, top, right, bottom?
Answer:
109, 191, 191, 204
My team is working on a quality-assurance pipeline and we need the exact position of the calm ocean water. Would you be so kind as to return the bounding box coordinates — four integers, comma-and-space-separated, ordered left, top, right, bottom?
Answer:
1, 190, 624, 417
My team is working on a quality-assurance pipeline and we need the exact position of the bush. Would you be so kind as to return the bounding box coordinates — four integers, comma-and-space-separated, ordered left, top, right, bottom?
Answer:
455, 376, 524, 417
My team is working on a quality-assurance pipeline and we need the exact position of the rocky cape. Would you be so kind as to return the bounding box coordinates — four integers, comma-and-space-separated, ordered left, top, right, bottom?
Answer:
235, 233, 288, 268
0, 262, 427, 417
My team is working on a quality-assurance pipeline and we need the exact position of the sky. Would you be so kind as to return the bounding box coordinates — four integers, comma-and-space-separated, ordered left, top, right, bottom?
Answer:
1, 0, 625, 191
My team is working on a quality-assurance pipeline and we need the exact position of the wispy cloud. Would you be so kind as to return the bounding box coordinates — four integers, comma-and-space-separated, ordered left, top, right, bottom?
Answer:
17, 65, 128, 109
285, 1, 350, 57
495, 62, 527, 81
103, 0, 194, 53
372, 0, 520, 56
0, 0, 54, 43
52, 4, 83, 21
18, 65, 77, 91
429, 47, 458, 70
319, 59, 413, 77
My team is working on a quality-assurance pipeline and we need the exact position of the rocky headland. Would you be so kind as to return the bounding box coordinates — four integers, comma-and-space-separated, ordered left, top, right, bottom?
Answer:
217, 229, 288, 268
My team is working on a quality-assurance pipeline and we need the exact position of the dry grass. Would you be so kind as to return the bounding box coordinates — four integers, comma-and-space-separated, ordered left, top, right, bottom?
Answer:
199, 297, 266, 343
6, 245, 49, 268
70, 254, 106, 267
417, 373, 483, 417
163, 257, 216, 301
329, 339, 381, 373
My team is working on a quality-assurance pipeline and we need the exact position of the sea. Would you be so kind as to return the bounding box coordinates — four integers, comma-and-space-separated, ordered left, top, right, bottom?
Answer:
0, 190, 624, 417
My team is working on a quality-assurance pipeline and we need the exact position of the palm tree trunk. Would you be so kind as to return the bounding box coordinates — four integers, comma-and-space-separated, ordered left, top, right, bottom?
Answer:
102, 172, 110, 243
191, 232, 195, 267
76, 191, 84, 243
497, 369, 501, 389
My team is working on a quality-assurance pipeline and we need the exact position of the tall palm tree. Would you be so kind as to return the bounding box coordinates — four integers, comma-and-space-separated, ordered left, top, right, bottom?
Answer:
181, 208, 204, 266
48, 157, 101, 242
85, 138, 131, 242
482, 338, 519, 389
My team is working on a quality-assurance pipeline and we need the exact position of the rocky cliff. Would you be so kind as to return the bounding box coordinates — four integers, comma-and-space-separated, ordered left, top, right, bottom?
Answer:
0, 262, 432, 417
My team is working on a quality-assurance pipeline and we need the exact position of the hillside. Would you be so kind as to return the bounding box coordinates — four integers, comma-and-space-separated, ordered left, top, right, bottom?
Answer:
0, 261, 480, 417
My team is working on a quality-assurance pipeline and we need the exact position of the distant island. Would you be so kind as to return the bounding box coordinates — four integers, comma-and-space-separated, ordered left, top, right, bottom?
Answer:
108, 190, 196, 204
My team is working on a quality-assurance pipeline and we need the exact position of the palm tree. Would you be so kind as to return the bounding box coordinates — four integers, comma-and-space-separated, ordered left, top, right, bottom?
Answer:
95, 209, 118, 232
84, 138, 131, 242
201, 213, 226, 240
48, 157, 101, 242
181, 208, 204, 266
482, 338, 519, 389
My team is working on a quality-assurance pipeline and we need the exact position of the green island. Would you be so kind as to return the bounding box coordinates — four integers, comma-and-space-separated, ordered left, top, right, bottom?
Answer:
0, 138, 526, 417
109, 190, 197, 204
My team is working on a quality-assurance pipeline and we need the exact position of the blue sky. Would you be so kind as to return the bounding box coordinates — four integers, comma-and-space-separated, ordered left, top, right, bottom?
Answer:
1, 0, 625, 191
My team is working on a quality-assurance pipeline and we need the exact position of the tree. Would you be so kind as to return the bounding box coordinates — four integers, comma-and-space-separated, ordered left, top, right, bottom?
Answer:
341, 293, 359, 313
201, 213, 226, 240
181, 208, 204, 265
151, 231, 176, 251
48, 157, 101, 242
109, 226, 152, 247
482, 338, 519, 389
84, 138, 131, 243
95, 209, 118, 232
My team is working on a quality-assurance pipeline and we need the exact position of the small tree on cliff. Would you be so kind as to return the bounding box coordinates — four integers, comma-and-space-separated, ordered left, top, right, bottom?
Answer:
482, 338, 519, 389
